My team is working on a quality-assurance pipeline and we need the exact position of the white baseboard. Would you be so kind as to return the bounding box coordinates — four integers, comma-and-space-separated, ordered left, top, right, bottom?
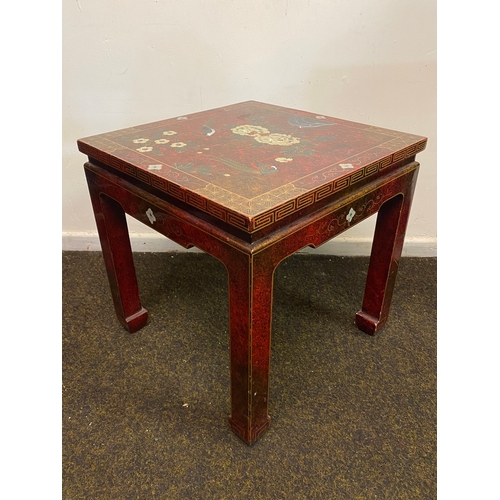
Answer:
62, 232, 436, 257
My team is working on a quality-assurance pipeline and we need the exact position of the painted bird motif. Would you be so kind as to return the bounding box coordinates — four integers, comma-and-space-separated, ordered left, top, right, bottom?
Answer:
288, 115, 335, 128
202, 125, 215, 136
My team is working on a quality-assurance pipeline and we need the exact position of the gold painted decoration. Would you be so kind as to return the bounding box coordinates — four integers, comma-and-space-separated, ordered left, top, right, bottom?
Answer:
78, 101, 427, 233
231, 125, 270, 136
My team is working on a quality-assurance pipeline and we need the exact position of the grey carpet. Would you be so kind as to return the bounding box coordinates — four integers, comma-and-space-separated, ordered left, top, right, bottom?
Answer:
62, 252, 436, 499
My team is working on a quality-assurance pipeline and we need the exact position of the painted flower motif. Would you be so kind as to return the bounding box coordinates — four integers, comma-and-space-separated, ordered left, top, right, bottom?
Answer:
339, 163, 354, 169
133, 138, 149, 144
163, 130, 177, 136
254, 133, 300, 146
315, 115, 327, 119
136, 146, 153, 152
155, 139, 170, 144
148, 164, 163, 170
275, 157, 293, 163
177, 117, 188, 120
170, 142, 187, 148
231, 125, 270, 136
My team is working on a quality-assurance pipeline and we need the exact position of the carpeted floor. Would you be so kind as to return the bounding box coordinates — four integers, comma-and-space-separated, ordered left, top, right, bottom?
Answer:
62, 251, 436, 499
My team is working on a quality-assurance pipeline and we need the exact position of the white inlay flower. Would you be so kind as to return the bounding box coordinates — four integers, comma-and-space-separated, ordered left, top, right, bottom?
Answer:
155, 139, 170, 144
177, 117, 188, 120
133, 138, 149, 144
163, 130, 177, 136
346, 208, 356, 223
275, 157, 293, 163
315, 115, 327, 119
231, 125, 270, 136
136, 146, 153, 152
148, 164, 163, 170
254, 133, 300, 146
170, 142, 187, 148
146, 208, 156, 224
340, 163, 354, 169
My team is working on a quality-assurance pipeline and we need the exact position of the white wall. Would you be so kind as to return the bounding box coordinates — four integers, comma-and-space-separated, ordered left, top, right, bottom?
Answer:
63, 0, 436, 255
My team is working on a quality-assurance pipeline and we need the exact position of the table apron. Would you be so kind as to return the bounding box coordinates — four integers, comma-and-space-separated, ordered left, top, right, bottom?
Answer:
84, 161, 419, 266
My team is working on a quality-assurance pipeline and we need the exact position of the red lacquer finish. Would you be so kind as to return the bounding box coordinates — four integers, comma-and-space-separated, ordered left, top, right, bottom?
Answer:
78, 101, 427, 444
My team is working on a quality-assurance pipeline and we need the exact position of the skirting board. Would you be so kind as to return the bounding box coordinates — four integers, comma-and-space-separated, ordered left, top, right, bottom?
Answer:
62, 232, 437, 257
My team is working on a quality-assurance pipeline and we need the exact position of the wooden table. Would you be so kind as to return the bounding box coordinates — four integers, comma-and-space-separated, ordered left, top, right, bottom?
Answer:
78, 101, 427, 445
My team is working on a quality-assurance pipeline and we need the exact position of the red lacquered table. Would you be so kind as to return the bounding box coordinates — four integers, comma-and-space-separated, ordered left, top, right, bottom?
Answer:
78, 101, 427, 445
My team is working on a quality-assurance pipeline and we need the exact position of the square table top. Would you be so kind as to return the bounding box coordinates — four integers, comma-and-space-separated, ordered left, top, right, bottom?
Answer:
78, 101, 427, 233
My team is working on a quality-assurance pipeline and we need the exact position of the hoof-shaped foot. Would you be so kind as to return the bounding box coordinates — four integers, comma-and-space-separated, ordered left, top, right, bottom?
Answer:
123, 307, 149, 333
355, 311, 387, 336
229, 415, 271, 445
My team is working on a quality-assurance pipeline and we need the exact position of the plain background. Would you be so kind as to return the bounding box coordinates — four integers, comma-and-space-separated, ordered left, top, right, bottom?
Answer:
62, 0, 436, 255
2, 2, 499, 499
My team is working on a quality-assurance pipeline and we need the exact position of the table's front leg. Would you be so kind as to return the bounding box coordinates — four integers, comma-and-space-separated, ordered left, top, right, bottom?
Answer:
226, 251, 274, 445
355, 169, 418, 335
86, 172, 148, 333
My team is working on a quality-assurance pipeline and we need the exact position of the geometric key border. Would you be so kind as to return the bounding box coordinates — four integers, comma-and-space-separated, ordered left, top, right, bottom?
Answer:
82, 138, 426, 234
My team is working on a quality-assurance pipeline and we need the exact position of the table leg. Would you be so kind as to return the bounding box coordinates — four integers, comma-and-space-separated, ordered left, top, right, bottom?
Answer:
226, 251, 274, 445
355, 172, 417, 335
86, 177, 148, 333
